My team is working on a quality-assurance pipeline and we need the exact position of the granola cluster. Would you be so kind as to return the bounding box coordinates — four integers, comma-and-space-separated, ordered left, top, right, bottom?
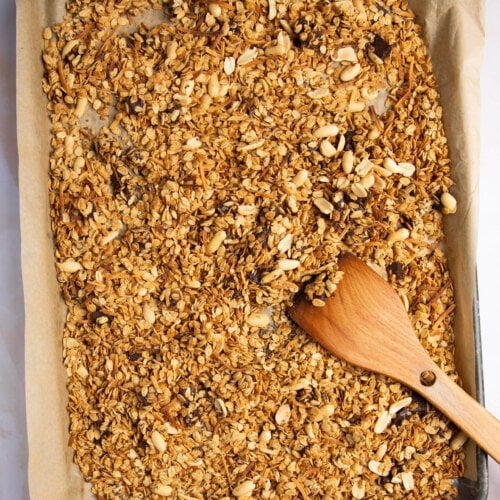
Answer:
42, 0, 464, 498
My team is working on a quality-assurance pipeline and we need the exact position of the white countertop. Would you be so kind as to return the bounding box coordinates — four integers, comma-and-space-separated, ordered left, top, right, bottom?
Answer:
0, 0, 498, 497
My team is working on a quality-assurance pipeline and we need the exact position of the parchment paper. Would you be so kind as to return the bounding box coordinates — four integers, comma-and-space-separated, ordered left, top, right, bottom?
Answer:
16, 1, 485, 498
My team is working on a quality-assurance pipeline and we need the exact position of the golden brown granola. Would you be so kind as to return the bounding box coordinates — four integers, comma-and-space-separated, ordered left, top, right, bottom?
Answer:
42, 0, 464, 498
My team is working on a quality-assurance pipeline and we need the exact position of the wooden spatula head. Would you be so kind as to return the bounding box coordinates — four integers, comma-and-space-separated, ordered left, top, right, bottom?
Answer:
290, 254, 431, 385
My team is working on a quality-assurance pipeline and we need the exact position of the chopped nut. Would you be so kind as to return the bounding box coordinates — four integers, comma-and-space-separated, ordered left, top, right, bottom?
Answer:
247, 311, 270, 328
151, 430, 166, 453
374, 410, 392, 434
314, 198, 334, 215
207, 230, 227, 253
314, 124, 339, 138
389, 397, 412, 415
224, 56, 236, 75
310, 404, 335, 422
387, 228, 410, 244
275, 404, 291, 425
340, 63, 361, 82
401, 471, 415, 491
237, 47, 258, 65
342, 150, 354, 174
57, 260, 82, 273
441, 192, 457, 214
232, 480, 256, 497
320, 139, 336, 158
278, 258, 300, 271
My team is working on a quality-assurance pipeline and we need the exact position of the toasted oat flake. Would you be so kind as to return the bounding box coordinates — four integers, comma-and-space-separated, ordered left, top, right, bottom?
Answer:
42, 0, 463, 497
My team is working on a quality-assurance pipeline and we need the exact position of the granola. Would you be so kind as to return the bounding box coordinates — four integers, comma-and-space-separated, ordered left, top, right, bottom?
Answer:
42, 0, 464, 498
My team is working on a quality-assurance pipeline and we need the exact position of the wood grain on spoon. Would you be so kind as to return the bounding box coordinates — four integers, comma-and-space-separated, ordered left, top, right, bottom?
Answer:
289, 254, 500, 463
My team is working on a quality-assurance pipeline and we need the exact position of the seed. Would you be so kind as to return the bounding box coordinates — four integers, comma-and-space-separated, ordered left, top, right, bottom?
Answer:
401, 472, 415, 491
450, 430, 468, 450
398, 162, 415, 177
61, 39, 79, 59
58, 260, 82, 273
387, 228, 410, 244
232, 480, 256, 497
389, 397, 412, 415
355, 158, 373, 176
151, 430, 166, 453
277, 234, 293, 253
348, 101, 365, 112
441, 192, 457, 214
278, 258, 300, 271
275, 403, 291, 425
342, 150, 354, 174
64, 135, 75, 155
224, 56, 235, 75
352, 480, 366, 499
374, 410, 392, 433
208, 73, 220, 98
307, 88, 330, 99
320, 140, 336, 158
247, 311, 270, 328
207, 2, 222, 17
368, 459, 390, 476
313, 124, 339, 138
351, 183, 368, 198
340, 63, 361, 82
186, 137, 202, 149
153, 484, 173, 496
383, 157, 400, 173
292, 169, 309, 188
237, 47, 258, 65
207, 230, 227, 253
74, 96, 88, 118
334, 46, 357, 62
314, 198, 334, 215
143, 303, 155, 325
310, 404, 335, 422
268, 0, 277, 20
239, 139, 265, 151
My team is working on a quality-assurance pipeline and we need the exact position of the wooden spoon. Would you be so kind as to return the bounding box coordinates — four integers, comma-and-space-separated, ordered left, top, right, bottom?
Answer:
289, 254, 500, 462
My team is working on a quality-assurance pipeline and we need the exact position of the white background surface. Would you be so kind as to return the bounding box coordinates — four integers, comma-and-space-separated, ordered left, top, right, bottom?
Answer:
0, 0, 498, 498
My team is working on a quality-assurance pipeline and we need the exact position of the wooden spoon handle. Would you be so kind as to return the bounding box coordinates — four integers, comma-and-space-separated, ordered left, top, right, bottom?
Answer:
409, 359, 500, 463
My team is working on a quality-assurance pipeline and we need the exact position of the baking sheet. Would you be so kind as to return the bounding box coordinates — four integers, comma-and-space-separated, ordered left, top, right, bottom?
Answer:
16, 1, 485, 498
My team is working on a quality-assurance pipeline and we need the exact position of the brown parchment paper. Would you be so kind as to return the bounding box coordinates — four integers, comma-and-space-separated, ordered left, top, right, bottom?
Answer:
17, 1, 485, 498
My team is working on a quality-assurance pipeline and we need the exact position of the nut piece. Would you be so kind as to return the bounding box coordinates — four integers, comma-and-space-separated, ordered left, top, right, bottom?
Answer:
383, 157, 400, 173
355, 158, 373, 176
143, 303, 155, 325
292, 169, 309, 187
208, 2, 222, 17
74, 96, 88, 118
450, 430, 468, 450
342, 150, 354, 174
387, 228, 410, 244
153, 484, 173, 497
352, 480, 366, 499
340, 63, 361, 82
313, 124, 339, 138
401, 471, 415, 491
208, 73, 220, 98
398, 162, 416, 177
334, 46, 357, 62
275, 403, 291, 425
389, 397, 412, 415
441, 192, 457, 214
277, 234, 293, 253
151, 430, 166, 453
310, 404, 335, 422
268, 0, 277, 20
247, 311, 270, 328
368, 460, 390, 477
374, 410, 392, 434
224, 56, 236, 75
58, 260, 83, 273
237, 47, 258, 65
320, 140, 336, 158
232, 480, 256, 497
314, 198, 334, 215
348, 101, 365, 113
278, 258, 300, 271
207, 230, 227, 253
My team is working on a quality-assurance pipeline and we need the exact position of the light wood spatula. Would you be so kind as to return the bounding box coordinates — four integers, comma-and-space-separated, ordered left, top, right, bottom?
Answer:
289, 254, 500, 462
